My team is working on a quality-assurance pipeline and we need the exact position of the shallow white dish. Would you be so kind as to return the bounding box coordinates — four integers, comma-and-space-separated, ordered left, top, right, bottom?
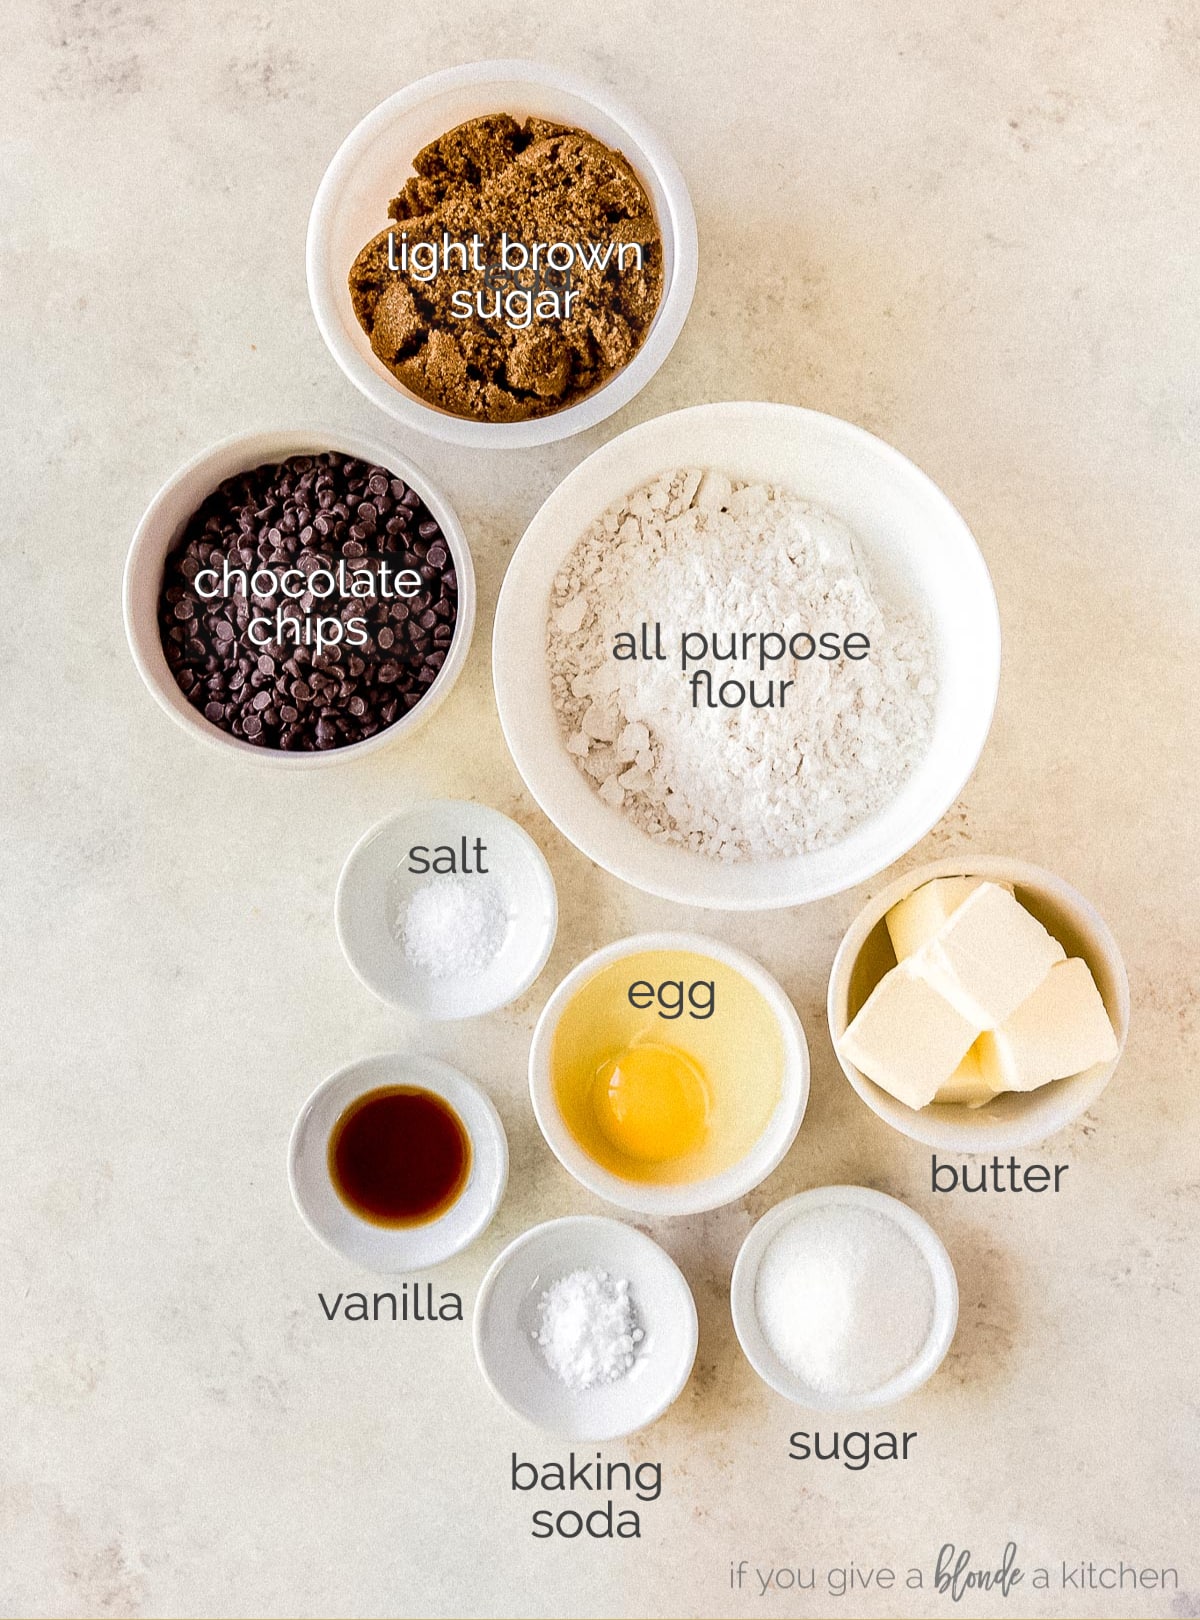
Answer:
473, 1216, 697, 1439
731, 1186, 958, 1411
828, 856, 1131, 1151
307, 59, 697, 448
123, 428, 475, 768
335, 800, 558, 1019
529, 932, 809, 1216
492, 402, 1001, 908
288, 1052, 507, 1272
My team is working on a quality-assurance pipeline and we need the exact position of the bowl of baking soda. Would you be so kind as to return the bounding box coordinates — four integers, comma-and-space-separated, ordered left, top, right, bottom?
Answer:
473, 1215, 698, 1440
493, 401, 1001, 907
731, 1187, 958, 1410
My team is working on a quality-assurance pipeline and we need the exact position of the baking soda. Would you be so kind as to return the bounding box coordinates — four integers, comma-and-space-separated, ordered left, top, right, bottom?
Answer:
534, 1268, 645, 1391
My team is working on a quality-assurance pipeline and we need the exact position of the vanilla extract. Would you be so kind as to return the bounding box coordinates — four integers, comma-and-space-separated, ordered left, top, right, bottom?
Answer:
317, 1285, 463, 1322
328, 1085, 471, 1227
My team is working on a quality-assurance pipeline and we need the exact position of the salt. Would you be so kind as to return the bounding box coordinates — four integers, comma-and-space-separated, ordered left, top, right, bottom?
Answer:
400, 876, 507, 978
754, 1205, 935, 1397
534, 1268, 645, 1391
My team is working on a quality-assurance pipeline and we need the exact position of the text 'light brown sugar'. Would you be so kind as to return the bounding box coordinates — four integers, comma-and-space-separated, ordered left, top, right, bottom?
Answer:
348, 113, 663, 422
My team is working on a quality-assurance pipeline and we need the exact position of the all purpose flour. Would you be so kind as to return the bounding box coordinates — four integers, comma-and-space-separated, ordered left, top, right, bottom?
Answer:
546, 468, 937, 861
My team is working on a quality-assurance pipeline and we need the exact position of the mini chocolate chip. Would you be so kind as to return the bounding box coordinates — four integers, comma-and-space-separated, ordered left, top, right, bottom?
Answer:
157, 453, 458, 752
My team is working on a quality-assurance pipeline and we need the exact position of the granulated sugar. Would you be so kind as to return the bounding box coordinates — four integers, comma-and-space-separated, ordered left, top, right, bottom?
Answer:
546, 468, 936, 860
754, 1204, 935, 1397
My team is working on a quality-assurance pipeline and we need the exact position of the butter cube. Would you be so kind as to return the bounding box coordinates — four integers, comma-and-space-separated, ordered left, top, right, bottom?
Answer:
977, 958, 1118, 1093
931, 1041, 1000, 1108
886, 877, 986, 962
911, 882, 1065, 1028
839, 961, 980, 1111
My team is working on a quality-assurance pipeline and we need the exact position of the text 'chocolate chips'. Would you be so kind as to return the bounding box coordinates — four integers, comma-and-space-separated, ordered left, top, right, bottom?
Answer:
158, 453, 458, 751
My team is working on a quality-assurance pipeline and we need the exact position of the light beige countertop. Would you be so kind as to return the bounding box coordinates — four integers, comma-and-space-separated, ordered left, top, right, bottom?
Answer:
1, 2, 1197, 1616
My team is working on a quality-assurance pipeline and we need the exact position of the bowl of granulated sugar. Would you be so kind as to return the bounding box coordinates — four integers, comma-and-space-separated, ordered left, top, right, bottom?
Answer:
731, 1187, 958, 1410
493, 402, 1001, 908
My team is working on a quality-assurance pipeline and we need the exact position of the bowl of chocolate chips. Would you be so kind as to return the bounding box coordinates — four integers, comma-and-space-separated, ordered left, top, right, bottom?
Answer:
124, 429, 475, 764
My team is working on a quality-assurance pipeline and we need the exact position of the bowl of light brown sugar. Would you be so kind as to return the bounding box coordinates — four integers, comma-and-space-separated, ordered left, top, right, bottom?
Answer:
307, 60, 697, 448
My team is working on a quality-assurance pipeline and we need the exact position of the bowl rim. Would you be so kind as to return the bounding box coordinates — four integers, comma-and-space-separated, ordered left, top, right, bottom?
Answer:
333, 799, 559, 1017
730, 1185, 959, 1411
305, 57, 698, 449
471, 1212, 699, 1438
827, 855, 1132, 1151
492, 400, 1002, 908
287, 1051, 509, 1272
529, 930, 810, 1215
122, 425, 476, 769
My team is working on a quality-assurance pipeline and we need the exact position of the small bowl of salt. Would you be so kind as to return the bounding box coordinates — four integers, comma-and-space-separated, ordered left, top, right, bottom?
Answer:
473, 1215, 698, 1440
335, 800, 558, 1020
731, 1186, 958, 1410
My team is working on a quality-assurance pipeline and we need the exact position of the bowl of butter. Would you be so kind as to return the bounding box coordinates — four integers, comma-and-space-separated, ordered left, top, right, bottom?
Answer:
828, 857, 1129, 1150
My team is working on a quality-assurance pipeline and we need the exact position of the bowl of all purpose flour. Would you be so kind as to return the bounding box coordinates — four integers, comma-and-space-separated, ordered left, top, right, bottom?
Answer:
492, 403, 1001, 908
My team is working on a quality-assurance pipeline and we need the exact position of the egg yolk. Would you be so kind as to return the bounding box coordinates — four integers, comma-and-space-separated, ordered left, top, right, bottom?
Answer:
591, 1042, 710, 1163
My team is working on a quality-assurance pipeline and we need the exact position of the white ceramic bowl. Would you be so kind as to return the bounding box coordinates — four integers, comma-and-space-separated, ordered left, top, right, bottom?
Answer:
473, 1215, 697, 1439
288, 1052, 507, 1271
529, 932, 810, 1216
123, 428, 476, 768
828, 856, 1130, 1152
335, 800, 558, 1019
306, 59, 697, 448
731, 1186, 958, 1411
492, 402, 1001, 909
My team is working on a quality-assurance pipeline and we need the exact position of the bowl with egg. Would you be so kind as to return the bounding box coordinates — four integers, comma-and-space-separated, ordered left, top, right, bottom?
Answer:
828, 857, 1129, 1151
529, 932, 810, 1216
